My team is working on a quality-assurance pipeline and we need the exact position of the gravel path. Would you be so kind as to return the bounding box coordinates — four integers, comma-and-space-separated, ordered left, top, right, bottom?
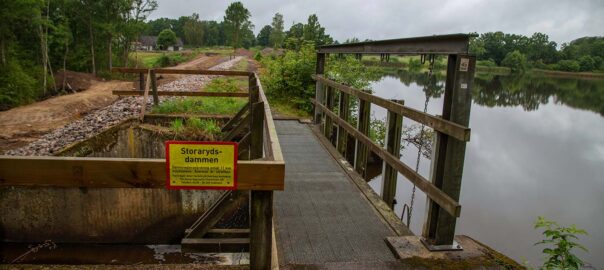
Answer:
5, 56, 244, 156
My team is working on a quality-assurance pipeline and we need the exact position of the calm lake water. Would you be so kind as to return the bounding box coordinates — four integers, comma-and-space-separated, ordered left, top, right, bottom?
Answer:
366, 70, 604, 268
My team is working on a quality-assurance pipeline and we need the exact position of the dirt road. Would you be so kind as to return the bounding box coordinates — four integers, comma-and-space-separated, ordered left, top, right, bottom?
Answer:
0, 54, 227, 152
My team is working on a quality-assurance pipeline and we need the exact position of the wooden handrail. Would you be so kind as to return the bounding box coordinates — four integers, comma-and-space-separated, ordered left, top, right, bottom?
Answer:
255, 73, 284, 162
312, 98, 461, 216
0, 156, 284, 190
312, 75, 471, 142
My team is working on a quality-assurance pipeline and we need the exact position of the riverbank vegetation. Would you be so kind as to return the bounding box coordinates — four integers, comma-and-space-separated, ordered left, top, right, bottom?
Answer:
470, 32, 604, 73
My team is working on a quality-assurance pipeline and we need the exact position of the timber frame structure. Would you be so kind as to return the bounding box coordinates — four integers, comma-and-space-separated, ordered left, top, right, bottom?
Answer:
0, 68, 284, 269
312, 33, 476, 249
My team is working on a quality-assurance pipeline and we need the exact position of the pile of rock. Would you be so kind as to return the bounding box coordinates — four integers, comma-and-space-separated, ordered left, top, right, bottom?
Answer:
5, 57, 243, 156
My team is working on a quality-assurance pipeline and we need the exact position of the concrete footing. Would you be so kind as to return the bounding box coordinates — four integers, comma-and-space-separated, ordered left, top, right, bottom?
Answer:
385, 235, 523, 269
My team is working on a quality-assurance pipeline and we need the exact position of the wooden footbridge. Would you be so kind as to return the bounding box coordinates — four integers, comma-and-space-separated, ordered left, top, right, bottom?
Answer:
1, 35, 519, 269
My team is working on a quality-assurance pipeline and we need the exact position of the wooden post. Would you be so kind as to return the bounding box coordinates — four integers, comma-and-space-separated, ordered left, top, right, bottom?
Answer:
249, 100, 273, 270
382, 99, 404, 209
314, 53, 325, 124
139, 73, 145, 91
423, 55, 475, 246
250, 190, 273, 270
150, 70, 159, 105
336, 92, 350, 155
323, 86, 335, 141
355, 91, 371, 177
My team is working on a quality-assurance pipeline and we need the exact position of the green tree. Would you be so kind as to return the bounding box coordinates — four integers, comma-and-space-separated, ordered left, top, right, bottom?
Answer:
469, 32, 486, 59
256, 25, 272, 47
144, 17, 176, 35
269, 13, 284, 48
223, 2, 253, 50
302, 14, 332, 45
526, 32, 558, 63
157, 29, 177, 50
501, 50, 527, 72
183, 13, 203, 47
201, 20, 225, 46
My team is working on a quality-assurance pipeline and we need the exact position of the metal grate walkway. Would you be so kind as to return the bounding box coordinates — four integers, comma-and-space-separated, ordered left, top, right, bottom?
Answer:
273, 120, 401, 267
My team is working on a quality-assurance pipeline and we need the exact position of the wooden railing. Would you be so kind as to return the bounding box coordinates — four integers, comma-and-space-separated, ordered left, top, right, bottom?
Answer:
313, 34, 476, 249
311, 75, 462, 216
0, 68, 283, 269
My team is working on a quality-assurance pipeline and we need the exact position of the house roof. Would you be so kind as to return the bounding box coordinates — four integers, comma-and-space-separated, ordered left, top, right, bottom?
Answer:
139, 35, 157, 46
139, 35, 184, 47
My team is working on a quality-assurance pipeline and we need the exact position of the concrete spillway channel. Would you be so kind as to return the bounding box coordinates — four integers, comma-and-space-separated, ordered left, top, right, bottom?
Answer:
0, 116, 249, 265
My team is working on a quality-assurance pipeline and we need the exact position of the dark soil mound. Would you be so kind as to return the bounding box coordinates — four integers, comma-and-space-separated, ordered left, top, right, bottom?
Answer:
54, 70, 100, 92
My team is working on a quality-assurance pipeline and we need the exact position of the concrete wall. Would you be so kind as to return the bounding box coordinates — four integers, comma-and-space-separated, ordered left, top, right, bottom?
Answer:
0, 122, 222, 244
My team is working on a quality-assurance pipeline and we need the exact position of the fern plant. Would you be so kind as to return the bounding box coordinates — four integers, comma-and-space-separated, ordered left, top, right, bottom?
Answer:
534, 216, 588, 270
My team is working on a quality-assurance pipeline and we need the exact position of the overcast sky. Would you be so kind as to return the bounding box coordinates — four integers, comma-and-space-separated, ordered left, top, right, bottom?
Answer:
148, 0, 604, 44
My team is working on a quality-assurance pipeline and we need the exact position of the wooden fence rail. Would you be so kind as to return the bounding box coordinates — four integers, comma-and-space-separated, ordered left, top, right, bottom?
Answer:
312, 75, 470, 141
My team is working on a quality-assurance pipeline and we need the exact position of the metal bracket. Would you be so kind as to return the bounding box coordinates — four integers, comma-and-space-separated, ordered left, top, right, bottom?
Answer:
420, 237, 463, 251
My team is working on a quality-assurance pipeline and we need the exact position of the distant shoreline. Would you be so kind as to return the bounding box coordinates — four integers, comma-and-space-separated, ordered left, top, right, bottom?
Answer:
367, 61, 604, 79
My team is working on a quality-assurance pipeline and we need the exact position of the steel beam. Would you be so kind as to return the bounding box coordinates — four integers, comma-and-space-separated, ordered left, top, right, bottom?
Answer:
318, 34, 470, 55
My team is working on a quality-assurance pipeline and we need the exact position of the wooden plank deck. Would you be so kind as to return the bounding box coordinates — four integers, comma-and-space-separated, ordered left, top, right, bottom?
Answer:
274, 120, 405, 266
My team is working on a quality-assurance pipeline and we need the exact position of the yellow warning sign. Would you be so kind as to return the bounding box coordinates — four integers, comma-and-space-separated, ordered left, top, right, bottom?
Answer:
166, 141, 238, 190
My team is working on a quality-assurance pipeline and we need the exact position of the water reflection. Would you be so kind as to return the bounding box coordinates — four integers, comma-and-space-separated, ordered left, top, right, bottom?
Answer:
368, 70, 604, 268
392, 69, 604, 115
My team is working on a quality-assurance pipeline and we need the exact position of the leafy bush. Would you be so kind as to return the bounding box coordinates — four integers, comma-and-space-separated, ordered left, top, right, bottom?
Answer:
532, 60, 549, 70
555, 60, 581, 72
155, 53, 185, 67
577, 55, 595, 72
0, 60, 39, 110
260, 43, 379, 114
260, 43, 316, 112
501, 50, 528, 72
534, 216, 588, 270
254, 51, 262, 61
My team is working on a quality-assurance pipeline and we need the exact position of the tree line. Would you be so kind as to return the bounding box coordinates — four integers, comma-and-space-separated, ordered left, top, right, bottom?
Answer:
470, 32, 604, 72
144, 3, 334, 50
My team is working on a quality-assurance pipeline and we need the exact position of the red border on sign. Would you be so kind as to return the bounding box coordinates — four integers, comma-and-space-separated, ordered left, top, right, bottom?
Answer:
165, 141, 238, 190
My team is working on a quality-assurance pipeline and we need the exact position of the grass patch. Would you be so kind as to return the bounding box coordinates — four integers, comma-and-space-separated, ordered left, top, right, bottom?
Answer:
152, 97, 246, 115
129, 51, 199, 68
232, 58, 249, 71
169, 117, 222, 140
153, 76, 247, 115
193, 47, 235, 56
203, 77, 247, 92
267, 97, 311, 118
